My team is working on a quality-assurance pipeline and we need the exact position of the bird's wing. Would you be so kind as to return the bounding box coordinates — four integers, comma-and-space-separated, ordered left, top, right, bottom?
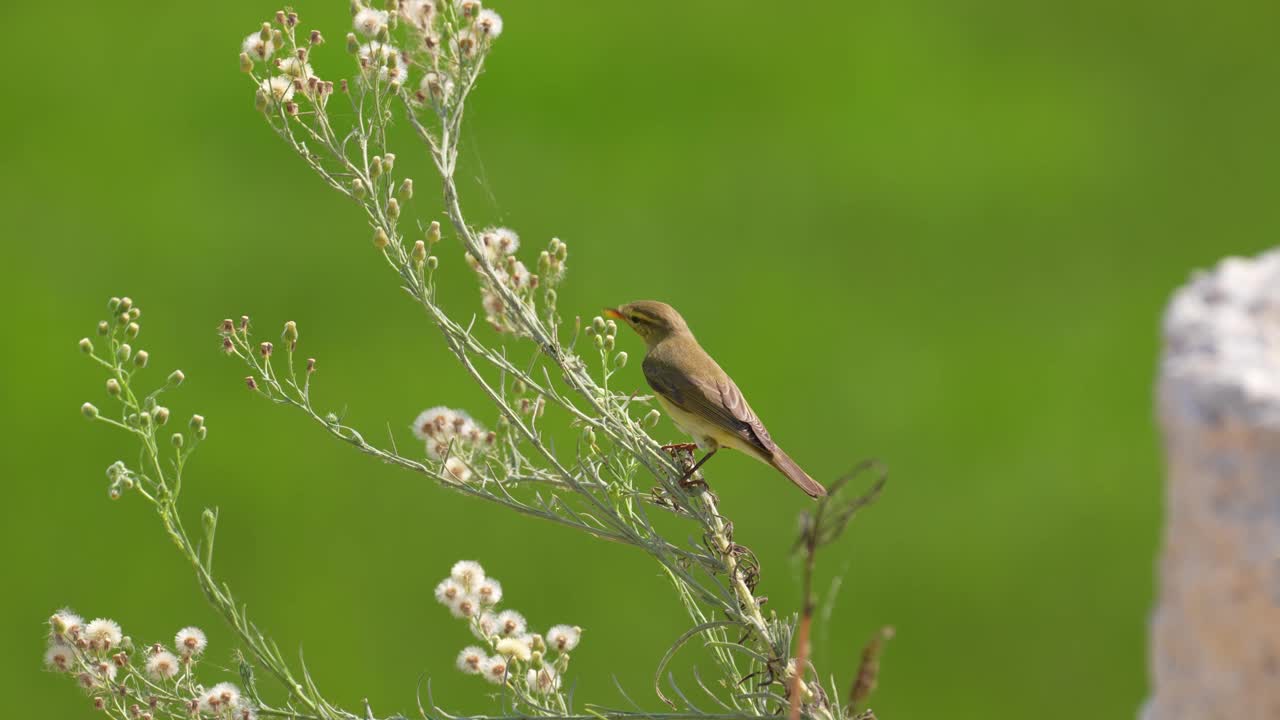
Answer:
644, 357, 776, 456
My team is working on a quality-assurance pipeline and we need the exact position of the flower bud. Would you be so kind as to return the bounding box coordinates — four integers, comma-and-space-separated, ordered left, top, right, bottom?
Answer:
352, 178, 367, 198
370, 156, 383, 179
260, 342, 273, 357
283, 320, 299, 344
603, 336, 615, 352
167, 370, 185, 387
306, 357, 317, 373
412, 240, 427, 265
202, 508, 217, 538
239, 52, 254, 73
108, 297, 122, 312
383, 153, 396, 171
126, 322, 140, 338
373, 227, 390, 249
254, 89, 269, 113
97, 321, 110, 336
117, 343, 132, 362
286, 11, 298, 27
426, 256, 438, 270
79, 338, 93, 354
387, 198, 400, 220
190, 414, 205, 430
106, 379, 121, 397
196, 426, 208, 440
271, 29, 284, 49
171, 433, 184, 448
593, 334, 604, 349
426, 220, 441, 244
309, 29, 324, 45
644, 409, 660, 428
246, 376, 259, 391
555, 242, 568, 261
376, 25, 390, 43
153, 406, 170, 426
398, 178, 413, 199
134, 350, 149, 368
592, 316, 606, 334
346, 32, 360, 53
259, 22, 272, 42
614, 351, 628, 368
82, 402, 99, 419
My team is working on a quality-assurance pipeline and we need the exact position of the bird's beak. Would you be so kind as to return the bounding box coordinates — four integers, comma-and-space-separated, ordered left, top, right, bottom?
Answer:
603, 308, 624, 321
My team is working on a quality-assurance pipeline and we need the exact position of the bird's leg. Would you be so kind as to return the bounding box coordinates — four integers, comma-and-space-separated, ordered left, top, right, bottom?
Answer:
661, 442, 698, 452
679, 448, 717, 488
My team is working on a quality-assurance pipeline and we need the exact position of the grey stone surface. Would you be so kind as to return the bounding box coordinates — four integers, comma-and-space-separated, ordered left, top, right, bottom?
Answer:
1144, 248, 1280, 719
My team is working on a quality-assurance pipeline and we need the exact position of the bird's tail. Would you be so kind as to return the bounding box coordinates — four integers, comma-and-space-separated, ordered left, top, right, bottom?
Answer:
770, 448, 827, 498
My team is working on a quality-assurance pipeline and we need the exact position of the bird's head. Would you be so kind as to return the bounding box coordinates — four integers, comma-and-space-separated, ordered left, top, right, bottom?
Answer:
604, 301, 690, 347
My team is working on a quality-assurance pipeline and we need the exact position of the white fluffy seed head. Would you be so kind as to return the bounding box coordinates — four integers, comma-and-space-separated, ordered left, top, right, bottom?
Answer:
546, 625, 581, 653
449, 595, 480, 619
175, 627, 208, 656
146, 650, 180, 680
473, 611, 498, 641
242, 33, 274, 61
84, 619, 123, 651
476, 578, 503, 606
353, 8, 389, 37
450, 560, 485, 590
456, 646, 486, 674
527, 667, 559, 694
434, 577, 464, 606
260, 76, 295, 102
202, 682, 242, 712
495, 610, 526, 638
93, 660, 117, 682
277, 56, 314, 80
44, 644, 75, 672
475, 9, 503, 38
495, 637, 532, 662
50, 609, 84, 640
480, 656, 508, 684
444, 457, 472, 483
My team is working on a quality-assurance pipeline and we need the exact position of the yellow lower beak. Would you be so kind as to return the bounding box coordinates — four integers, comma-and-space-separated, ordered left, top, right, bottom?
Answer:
603, 308, 624, 320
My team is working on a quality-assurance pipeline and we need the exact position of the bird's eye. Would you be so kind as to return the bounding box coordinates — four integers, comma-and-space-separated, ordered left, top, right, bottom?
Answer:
630, 315, 642, 324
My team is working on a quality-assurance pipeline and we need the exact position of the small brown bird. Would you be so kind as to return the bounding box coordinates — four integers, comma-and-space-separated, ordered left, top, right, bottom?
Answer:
605, 301, 826, 498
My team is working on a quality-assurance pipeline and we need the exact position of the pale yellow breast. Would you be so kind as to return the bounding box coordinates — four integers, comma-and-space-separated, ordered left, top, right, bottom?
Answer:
656, 396, 770, 464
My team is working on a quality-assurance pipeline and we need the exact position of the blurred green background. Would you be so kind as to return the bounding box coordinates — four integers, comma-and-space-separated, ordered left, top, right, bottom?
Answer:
3, 0, 1278, 718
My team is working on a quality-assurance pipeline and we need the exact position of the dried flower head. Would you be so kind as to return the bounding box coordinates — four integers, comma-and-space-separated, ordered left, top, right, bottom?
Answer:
473, 610, 498, 640
145, 650, 180, 680
546, 625, 581, 653
175, 627, 207, 656
456, 646, 486, 674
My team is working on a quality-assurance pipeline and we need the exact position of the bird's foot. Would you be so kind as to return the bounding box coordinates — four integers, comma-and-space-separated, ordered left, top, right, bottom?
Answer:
661, 442, 698, 453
